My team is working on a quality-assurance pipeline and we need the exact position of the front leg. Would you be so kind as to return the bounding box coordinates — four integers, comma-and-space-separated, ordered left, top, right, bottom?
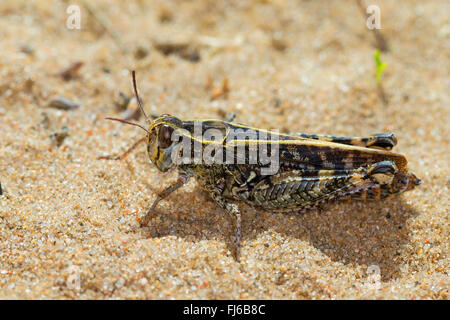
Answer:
140, 172, 191, 227
98, 137, 146, 160
211, 193, 242, 262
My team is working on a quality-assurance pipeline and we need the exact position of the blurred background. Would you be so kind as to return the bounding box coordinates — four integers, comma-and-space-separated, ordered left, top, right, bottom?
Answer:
0, 0, 448, 299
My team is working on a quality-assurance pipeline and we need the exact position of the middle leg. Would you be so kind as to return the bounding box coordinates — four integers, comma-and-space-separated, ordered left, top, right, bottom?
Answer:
211, 193, 242, 262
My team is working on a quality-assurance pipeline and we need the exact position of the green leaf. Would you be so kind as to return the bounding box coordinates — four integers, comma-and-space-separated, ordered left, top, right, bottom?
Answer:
374, 49, 387, 84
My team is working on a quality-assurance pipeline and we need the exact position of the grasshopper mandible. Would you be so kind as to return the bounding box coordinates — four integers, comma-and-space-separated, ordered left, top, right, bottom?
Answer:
101, 71, 421, 261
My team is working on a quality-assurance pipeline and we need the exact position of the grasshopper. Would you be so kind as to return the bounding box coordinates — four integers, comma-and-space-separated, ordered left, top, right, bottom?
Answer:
101, 71, 421, 261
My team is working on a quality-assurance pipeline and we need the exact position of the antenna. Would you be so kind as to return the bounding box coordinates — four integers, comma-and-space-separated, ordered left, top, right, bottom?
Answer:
105, 117, 149, 134
131, 70, 149, 121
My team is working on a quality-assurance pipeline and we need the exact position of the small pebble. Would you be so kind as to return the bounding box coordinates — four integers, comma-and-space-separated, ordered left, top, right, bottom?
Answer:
48, 97, 80, 111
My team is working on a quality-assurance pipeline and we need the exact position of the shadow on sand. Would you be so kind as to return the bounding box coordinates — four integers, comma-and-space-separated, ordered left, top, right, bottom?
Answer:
136, 185, 419, 282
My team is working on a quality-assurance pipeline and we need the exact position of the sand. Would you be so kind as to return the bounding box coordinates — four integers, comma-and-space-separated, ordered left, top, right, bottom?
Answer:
0, 0, 448, 299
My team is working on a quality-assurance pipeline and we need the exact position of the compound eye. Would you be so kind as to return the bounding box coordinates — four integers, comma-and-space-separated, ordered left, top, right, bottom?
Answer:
158, 125, 174, 148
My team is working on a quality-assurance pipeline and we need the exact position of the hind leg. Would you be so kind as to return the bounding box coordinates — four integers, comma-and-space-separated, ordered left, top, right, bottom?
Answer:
288, 132, 397, 150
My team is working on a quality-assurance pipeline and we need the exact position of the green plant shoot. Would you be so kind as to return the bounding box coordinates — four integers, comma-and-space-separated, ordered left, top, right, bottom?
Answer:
374, 49, 387, 85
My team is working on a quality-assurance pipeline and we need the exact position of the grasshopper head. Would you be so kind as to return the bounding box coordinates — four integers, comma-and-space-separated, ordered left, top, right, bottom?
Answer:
125, 71, 186, 172
103, 73, 189, 172
147, 114, 183, 172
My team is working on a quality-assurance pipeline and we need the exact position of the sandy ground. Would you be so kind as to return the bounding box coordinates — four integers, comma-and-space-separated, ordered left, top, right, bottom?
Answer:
0, 0, 448, 299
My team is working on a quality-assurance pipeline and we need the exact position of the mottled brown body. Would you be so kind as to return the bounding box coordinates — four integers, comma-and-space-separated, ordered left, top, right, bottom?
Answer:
105, 114, 419, 261
101, 73, 420, 262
